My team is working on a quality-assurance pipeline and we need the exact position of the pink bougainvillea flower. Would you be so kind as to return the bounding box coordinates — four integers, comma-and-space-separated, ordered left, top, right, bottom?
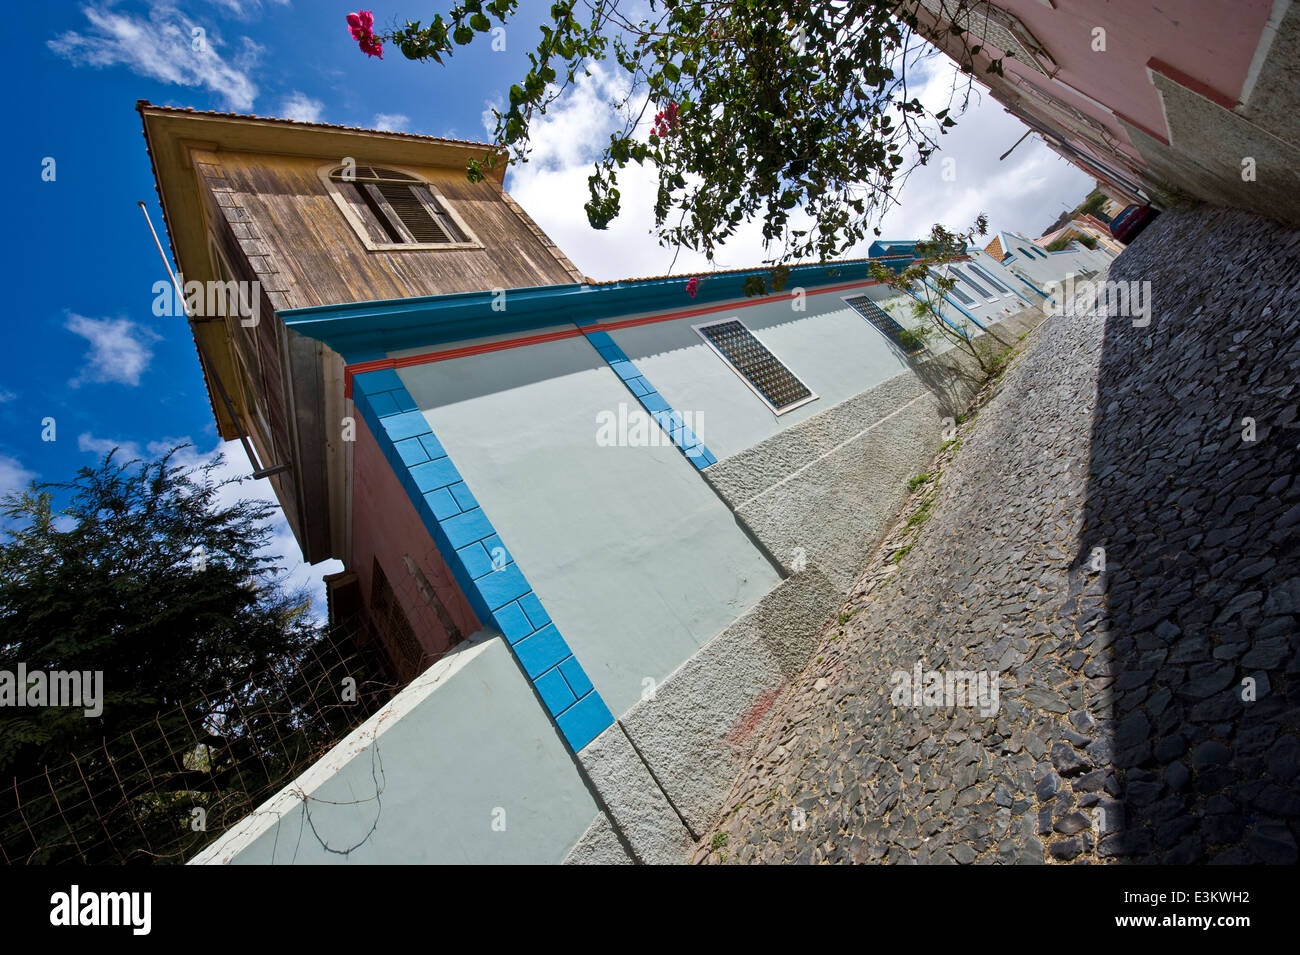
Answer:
652, 101, 680, 139
346, 11, 383, 58
686, 276, 699, 298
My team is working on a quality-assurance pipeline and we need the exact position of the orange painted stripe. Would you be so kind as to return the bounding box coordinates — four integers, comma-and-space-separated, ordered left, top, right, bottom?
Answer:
343, 261, 965, 394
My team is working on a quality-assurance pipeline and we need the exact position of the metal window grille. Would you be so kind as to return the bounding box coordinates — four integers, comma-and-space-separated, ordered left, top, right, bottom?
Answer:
967, 262, 1011, 293
955, 267, 995, 300
934, 269, 976, 305
694, 319, 817, 414
918, 0, 1055, 76
843, 295, 925, 355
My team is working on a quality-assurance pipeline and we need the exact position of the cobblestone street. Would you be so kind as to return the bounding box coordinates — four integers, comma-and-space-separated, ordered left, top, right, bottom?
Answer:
698, 207, 1300, 865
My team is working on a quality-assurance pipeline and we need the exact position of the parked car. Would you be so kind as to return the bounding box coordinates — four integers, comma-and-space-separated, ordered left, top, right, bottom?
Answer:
1109, 204, 1160, 244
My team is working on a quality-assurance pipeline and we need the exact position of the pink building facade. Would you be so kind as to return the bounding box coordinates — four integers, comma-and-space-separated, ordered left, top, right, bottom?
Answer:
914, 0, 1299, 225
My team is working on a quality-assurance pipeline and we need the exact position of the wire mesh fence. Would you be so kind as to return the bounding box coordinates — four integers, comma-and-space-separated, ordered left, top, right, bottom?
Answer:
0, 615, 402, 865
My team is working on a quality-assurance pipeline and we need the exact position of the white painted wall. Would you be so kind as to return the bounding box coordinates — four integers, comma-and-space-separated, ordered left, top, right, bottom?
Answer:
1001, 244, 1111, 290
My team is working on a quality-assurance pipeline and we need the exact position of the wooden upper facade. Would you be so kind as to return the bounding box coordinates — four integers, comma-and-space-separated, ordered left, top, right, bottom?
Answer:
137, 102, 585, 566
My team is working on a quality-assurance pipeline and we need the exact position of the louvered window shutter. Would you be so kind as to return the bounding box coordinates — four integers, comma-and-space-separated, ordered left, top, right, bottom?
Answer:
373, 182, 452, 243
331, 166, 467, 245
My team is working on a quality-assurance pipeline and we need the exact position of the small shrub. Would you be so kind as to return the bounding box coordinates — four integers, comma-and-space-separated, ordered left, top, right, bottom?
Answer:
895, 327, 930, 354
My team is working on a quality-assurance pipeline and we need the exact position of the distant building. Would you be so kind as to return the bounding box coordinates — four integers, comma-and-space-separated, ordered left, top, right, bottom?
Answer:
912, 0, 1300, 226
139, 104, 1108, 863
1036, 214, 1124, 255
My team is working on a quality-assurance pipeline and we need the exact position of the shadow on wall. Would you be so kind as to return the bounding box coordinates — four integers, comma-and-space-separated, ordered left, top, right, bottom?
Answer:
1073, 205, 1300, 863
899, 317, 1020, 423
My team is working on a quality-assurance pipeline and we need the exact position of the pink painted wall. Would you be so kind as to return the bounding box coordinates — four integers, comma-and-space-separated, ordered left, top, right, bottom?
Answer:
998, 0, 1273, 142
351, 415, 480, 668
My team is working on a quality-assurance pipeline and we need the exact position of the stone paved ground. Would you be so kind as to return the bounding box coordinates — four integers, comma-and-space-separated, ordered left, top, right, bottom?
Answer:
697, 206, 1300, 864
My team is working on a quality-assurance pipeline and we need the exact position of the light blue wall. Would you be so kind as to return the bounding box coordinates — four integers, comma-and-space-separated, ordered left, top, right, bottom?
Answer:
603, 291, 911, 462
597, 280, 1012, 464
192, 634, 599, 864
396, 336, 782, 719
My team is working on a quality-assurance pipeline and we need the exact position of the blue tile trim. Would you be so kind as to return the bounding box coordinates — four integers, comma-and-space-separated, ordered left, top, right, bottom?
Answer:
581, 330, 719, 470
351, 369, 615, 753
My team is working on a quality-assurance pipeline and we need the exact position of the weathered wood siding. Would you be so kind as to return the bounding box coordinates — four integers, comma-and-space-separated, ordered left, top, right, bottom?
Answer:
193, 151, 583, 310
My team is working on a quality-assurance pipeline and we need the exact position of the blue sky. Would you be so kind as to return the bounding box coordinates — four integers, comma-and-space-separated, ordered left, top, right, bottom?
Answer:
8, 0, 1092, 611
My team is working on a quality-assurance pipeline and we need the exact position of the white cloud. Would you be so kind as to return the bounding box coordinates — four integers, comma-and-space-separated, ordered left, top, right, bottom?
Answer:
0, 388, 16, 403
65, 315, 160, 388
73, 434, 339, 618
78, 432, 143, 459
48, 2, 261, 110
280, 90, 325, 123
0, 454, 37, 500
500, 57, 1091, 281
372, 112, 411, 132
498, 64, 744, 279
872, 65, 1092, 242
204, 0, 291, 19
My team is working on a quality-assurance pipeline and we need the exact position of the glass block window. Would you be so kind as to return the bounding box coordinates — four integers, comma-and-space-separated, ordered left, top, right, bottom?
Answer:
955, 267, 995, 300
844, 296, 925, 355
695, 319, 816, 414
967, 262, 1011, 294
935, 269, 976, 305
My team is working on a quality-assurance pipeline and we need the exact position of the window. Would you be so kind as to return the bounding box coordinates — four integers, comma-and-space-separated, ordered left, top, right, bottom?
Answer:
1010, 74, 1112, 140
695, 319, 817, 415
967, 262, 1012, 294
844, 295, 925, 355
323, 165, 480, 251
918, 0, 1056, 76
934, 269, 976, 305
954, 267, 996, 301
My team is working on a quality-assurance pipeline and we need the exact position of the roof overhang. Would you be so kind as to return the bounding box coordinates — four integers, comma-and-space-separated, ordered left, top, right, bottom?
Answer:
282, 255, 917, 364
136, 101, 507, 436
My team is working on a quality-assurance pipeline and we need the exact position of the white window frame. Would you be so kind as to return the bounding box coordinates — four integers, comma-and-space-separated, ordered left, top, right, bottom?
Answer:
319, 163, 483, 252
693, 317, 819, 416
953, 264, 999, 303
967, 260, 1017, 298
